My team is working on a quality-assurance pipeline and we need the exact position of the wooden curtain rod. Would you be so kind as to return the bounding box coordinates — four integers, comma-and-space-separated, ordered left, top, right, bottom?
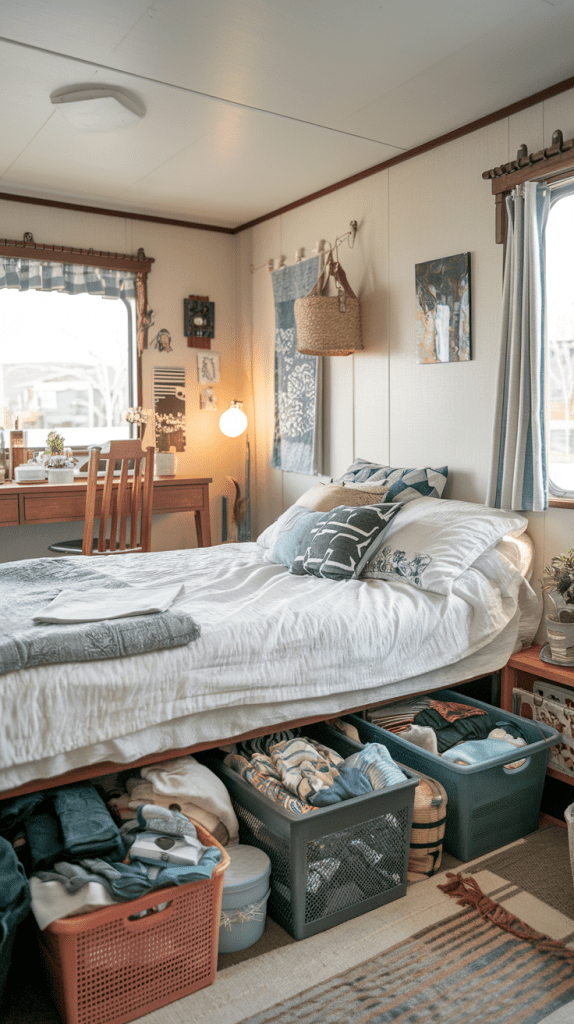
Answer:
482, 130, 574, 194
483, 128, 574, 242
0, 235, 154, 273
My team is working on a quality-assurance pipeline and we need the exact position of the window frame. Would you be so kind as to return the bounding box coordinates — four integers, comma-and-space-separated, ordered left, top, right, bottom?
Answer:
484, 130, 574, 507
0, 236, 154, 425
544, 179, 574, 501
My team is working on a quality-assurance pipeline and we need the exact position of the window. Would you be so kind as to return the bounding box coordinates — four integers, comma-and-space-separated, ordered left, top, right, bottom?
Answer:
0, 288, 135, 448
0, 237, 153, 451
483, 130, 574, 507
546, 182, 574, 496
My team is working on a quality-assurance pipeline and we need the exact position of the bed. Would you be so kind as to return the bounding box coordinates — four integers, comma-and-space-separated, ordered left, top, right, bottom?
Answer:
0, 478, 541, 800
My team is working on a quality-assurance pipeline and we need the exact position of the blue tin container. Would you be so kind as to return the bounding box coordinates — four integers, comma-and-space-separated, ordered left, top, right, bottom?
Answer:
218, 844, 271, 953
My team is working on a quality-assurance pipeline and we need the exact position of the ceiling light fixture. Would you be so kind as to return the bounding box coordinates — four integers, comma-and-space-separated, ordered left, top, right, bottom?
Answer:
50, 85, 145, 132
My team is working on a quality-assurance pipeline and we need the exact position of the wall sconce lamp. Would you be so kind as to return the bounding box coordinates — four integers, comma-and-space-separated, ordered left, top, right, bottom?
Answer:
219, 401, 250, 542
219, 400, 248, 438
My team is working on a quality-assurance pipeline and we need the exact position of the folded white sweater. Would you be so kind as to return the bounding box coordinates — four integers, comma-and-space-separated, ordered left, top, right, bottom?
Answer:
141, 756, 239, 844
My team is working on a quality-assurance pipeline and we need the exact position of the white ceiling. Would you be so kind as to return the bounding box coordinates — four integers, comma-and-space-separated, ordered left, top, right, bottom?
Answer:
1, 0, 574, 230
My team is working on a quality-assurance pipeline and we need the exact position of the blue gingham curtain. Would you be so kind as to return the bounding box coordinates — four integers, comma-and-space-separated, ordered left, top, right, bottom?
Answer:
486, 180, 550, 511
0, 258, 136, 298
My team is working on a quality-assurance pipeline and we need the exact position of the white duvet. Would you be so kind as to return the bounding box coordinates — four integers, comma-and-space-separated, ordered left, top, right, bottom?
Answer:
0, 497, 541, 793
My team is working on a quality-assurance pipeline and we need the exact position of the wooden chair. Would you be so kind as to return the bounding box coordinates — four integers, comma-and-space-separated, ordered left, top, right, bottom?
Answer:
48, 440, 155, 556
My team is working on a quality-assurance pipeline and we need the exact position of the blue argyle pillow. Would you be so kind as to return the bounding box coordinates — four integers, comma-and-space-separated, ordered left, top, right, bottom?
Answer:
289, 502, 402, 581
337, 460, 448, 504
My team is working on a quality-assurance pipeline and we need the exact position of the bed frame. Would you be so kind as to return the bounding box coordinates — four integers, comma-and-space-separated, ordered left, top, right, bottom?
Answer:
0, 670, 500, 801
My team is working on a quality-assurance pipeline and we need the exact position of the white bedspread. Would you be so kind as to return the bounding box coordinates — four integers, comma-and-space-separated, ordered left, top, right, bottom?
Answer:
0, 536, 540, 793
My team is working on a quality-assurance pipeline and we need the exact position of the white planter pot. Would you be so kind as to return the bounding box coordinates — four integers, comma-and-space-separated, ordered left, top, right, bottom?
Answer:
546, 612, 574, 663
47, 467, 75, 485
155, 452, 178, 477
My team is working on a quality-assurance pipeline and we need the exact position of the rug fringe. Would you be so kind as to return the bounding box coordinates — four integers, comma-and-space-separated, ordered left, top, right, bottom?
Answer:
438, 872, 574, 960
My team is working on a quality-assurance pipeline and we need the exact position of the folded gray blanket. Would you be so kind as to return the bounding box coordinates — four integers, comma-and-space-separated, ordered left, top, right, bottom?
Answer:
0, 558, 201, 676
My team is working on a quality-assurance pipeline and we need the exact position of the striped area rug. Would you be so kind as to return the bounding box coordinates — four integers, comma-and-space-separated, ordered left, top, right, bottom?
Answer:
7, 828, 573, 1024
153, 829, 574, 1024
238, 879, 574, 1024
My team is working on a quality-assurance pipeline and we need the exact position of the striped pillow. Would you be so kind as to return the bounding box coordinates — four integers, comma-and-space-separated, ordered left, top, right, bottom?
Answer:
337, 460, 448, 504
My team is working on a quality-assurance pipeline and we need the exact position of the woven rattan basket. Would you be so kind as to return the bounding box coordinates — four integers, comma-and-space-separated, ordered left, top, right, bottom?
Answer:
295, 253, 363, 356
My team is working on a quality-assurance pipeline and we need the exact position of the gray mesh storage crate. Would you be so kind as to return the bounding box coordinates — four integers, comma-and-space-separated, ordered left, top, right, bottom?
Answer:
203, 723, 418, 940
345, 688, 559, 862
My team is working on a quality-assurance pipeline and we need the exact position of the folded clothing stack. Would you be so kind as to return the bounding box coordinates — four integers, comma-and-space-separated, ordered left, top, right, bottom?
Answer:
367, 698, 528, 766
106, 754, 239, 846
0, 783, 223, 931
221, 729, 407, 813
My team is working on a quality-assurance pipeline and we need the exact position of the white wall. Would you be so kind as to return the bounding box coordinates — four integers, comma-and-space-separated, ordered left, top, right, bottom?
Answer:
0, 197, 241, 560
240, 85, 574, 643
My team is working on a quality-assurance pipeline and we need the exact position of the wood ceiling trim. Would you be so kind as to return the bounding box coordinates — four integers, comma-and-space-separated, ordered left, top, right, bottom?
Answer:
233, 73, 574, 234
0, 192, 234, 234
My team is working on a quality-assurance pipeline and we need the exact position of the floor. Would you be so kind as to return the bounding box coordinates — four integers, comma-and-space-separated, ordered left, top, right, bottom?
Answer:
1, 848, 464, 1023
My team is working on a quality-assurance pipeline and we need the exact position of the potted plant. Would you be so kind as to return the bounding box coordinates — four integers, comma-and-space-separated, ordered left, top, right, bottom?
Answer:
542, 549, 574, 662
42, 431, 78, 485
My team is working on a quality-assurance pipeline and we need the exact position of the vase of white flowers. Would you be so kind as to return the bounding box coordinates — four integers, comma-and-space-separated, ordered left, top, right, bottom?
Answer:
124, 407, 153, 440
43, 431, 77, 485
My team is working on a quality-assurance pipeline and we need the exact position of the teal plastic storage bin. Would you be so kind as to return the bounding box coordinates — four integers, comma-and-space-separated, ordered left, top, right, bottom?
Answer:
204, 723, 418, 940
345, 689, 560, 862
218, 845, 271, 953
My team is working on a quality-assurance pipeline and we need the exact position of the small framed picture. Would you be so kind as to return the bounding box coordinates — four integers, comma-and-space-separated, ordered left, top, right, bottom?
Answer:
197, 350, 220, 384
200, 387, 217, 410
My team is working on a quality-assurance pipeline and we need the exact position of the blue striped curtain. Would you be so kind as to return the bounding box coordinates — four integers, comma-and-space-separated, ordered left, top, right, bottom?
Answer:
486, 181, 550, 511
0, 258, 136, 298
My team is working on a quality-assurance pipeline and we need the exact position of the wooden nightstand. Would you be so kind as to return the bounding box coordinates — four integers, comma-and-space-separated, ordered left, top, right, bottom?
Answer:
501, 644, 574, 823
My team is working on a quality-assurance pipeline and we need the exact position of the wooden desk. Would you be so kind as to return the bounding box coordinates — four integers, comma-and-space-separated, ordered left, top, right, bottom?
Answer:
0, 476, 212, 547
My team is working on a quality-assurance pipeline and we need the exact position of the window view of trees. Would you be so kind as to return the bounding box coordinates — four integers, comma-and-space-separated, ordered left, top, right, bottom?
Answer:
0, 289, 133, 447
547, 190, 574, 493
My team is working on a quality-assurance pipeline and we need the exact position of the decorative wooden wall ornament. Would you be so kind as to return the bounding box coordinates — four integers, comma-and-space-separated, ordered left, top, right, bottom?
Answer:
184, 294, 214, 348
483, 130, 574, 243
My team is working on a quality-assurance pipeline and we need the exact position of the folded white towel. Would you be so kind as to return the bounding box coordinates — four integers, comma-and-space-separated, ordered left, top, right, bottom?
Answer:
33, 584, 184, 623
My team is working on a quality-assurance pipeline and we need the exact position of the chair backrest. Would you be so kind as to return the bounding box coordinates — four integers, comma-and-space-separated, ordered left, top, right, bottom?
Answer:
82, 441, 155, 556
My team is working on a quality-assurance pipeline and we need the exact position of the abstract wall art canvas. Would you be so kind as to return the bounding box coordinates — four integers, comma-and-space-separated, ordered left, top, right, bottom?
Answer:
415, 252, 471, 363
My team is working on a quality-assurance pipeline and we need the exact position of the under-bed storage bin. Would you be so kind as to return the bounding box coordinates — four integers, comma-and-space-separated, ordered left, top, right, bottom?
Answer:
345, 689, 559, 862
37, 822, 229, 1024
204, 724, 418, 940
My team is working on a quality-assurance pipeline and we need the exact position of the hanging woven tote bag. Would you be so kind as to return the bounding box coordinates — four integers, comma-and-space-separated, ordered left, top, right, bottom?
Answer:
295, 252, 363, 356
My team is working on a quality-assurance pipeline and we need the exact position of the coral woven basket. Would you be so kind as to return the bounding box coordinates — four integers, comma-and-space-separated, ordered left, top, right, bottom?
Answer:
37, 823, 229, 1024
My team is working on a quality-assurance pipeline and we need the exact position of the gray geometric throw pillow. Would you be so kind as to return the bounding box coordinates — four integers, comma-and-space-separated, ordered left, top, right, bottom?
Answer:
290, 503, 403, 581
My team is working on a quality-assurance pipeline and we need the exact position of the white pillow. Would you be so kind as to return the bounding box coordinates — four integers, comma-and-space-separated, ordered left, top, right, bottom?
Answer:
361, 497, 528, 595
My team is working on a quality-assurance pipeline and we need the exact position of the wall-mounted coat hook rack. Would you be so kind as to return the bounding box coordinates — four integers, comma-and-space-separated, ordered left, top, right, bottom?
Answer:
250, 220, 359, 273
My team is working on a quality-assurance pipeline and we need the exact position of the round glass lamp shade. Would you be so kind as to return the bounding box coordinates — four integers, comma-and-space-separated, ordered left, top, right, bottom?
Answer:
219, 401, 248, 437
